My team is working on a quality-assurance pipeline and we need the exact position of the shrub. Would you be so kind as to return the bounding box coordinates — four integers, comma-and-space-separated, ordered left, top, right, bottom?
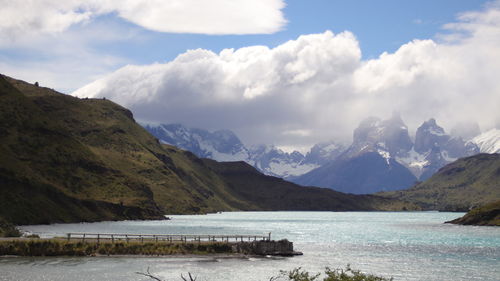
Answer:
0, 218, 22, 237
275, 266, 393, 281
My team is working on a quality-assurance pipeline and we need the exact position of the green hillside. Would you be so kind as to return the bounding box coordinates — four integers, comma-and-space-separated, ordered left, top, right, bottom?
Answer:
446, 200, 500, 226
0, 74, 413, 226
0, 74, 253, 224
380, 153, 500, 211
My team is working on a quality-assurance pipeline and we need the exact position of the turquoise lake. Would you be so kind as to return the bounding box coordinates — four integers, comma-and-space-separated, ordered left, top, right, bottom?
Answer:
1, 212, 499, 281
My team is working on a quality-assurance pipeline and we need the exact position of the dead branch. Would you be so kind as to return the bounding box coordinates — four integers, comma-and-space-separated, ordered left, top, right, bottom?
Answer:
181, 272, 197, 281
135, 267, 164, 281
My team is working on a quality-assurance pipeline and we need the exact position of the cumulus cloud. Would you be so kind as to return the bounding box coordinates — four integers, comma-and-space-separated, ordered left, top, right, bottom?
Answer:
73, 3, 500, 148
0, 0, 286, 39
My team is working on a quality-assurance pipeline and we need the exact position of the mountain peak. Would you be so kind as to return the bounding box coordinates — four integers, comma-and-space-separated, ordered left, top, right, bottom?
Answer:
414, 118, 448, 153
350, 115, 412, 157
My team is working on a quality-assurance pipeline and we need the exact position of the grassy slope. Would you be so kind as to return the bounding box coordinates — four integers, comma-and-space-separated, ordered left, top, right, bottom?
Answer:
0, 75, 254, 224
379, 153, 500, 211
446, 200, 500, 226
203, 159, 418, 211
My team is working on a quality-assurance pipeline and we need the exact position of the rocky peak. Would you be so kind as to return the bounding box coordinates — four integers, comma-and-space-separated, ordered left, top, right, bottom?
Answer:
304, 141, 345, 165
414, 118, 449, 154
350, 114, 412, 157
380, 112, 413, 156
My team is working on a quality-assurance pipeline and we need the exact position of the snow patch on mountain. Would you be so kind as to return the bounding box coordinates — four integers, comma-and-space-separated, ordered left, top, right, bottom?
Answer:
267, 161, 319, 178
472, 128, 500, 153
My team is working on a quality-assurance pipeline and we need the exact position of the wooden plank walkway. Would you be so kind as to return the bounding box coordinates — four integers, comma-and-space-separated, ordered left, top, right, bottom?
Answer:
65, 232, 272, 243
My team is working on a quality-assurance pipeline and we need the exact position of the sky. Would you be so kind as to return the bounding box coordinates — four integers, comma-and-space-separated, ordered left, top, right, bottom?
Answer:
1, 0, 499, 152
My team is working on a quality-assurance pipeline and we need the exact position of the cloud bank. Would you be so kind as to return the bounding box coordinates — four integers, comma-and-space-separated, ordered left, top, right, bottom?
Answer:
73, 2, 500, 148
0, 0, 286, 38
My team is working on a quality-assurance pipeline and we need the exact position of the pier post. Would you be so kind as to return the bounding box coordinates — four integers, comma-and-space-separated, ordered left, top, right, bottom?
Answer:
67, 233, 71, 242
97, 234, 100, 244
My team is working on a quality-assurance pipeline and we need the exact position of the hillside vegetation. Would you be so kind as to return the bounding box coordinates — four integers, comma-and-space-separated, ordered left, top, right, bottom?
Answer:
0, 74, 252, 224
0, 74, 413, 225
380, 153, 500, 211
446, 200, 500, 226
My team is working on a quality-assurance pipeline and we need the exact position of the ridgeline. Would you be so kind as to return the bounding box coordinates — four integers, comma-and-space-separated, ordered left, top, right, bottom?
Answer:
379, 153, 500, 212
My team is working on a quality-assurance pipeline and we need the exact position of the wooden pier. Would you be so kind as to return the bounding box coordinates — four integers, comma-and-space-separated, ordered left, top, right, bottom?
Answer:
65, 232, 272, 243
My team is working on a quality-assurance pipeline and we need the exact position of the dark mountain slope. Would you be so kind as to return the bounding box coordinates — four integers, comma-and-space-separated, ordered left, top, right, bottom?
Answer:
380, 153, 500, 211
203, 159, 416, 211
294, 152, 417, 194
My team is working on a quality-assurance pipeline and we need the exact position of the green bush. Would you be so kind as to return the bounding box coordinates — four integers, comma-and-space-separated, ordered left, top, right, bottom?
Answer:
0, 218, 22, 237
276, 266, 393, 281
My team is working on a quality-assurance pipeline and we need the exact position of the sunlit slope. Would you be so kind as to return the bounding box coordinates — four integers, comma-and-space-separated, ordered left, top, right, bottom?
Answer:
380, 153, 500, 211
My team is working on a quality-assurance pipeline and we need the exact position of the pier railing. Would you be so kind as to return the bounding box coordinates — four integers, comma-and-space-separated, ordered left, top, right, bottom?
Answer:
65, 233, 271, 243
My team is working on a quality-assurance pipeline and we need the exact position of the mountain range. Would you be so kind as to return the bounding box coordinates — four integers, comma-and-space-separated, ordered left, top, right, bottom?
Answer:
143, 113, 498, 194
0, 74, 412, 225
142, 123, 345, 178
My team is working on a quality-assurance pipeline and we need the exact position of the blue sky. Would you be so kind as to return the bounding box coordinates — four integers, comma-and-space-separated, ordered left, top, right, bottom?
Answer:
58, 0, 489, 69
1, 0, 499, 149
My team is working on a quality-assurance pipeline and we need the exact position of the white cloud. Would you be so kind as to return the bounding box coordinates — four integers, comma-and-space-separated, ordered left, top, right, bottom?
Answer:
73, 2, 500, 148
0, 18, 136, 92
0, 0, 286, 39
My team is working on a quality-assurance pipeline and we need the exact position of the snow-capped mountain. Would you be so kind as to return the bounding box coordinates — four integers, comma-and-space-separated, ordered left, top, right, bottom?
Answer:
141, 123, 341, 178
304, 141, 346, 165
247, 144, 320, 178
471, 128, 500, 153
294, 113, 418, 193
142, 123, 251, 161
401, 118, 479, 179
294, 114, 481, 193
142, 118, 488, 194
344, 113, 413, 159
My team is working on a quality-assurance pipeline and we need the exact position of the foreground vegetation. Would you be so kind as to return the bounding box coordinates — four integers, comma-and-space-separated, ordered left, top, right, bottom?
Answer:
137, 266, 393, 281
277, 267, 393, 281
0, 217, 21, 237
0, 239, 233, 256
